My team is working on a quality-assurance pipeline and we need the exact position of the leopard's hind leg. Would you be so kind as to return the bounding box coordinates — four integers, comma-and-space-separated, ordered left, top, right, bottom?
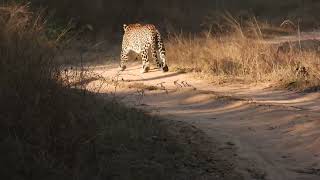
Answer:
156, 30, 168, 72
140, 47, 150, 73
120, 49, 129, 71
150, 36, 162, 69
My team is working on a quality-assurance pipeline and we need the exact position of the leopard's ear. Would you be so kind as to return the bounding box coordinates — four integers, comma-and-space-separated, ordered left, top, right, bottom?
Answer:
123, 24, 128, 31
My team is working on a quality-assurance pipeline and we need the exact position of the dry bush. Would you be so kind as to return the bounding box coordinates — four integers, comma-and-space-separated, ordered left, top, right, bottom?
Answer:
0, 3, 93, 178
167, 22, 320, 88
0, 3, 59, 124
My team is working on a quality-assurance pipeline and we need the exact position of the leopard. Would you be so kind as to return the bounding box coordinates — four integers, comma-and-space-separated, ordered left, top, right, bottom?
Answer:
119, 23, 169, 73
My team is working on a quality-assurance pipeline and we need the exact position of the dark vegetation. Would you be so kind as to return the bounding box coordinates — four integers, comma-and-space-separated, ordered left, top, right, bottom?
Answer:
29, 0, 320, 34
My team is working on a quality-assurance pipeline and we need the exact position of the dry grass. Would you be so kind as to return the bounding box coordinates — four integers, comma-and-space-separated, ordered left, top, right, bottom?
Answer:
166, 22, 320, 89
0, 3, 91, 178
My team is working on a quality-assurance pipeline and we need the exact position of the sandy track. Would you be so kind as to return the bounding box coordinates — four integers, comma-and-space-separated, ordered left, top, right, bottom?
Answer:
84, 62, 320, 180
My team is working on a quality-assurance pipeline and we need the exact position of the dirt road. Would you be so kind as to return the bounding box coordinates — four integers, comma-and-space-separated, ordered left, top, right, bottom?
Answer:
84, 62, 320, 180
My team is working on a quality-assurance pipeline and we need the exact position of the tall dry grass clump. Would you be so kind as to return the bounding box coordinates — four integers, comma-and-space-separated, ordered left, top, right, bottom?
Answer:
167, 19, 320, 89
0, 3, 59, 104
0, 3, 98, 178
